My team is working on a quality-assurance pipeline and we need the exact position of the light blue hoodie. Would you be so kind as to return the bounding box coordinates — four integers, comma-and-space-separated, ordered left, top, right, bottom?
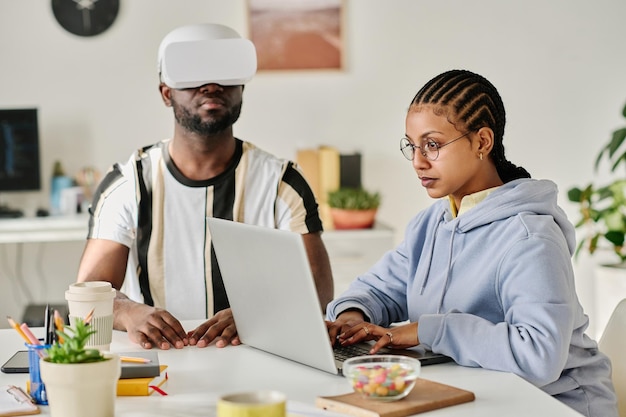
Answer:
327, 179, 617, 417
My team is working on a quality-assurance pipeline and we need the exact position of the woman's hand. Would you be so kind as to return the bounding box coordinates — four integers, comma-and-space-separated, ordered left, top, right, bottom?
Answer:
325, 310, 367, 346
338, 322, 420, 354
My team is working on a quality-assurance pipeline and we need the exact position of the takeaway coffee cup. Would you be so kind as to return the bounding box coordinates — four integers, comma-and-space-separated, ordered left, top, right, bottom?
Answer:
65, 281, 116, 351
217, 391, 286, 417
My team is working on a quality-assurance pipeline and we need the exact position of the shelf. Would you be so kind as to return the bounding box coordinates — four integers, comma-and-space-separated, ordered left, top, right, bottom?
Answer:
0, 214, 89, 243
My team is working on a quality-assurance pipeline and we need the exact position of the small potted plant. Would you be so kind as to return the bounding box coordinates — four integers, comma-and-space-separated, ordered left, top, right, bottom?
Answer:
327, 187, 381, 229
40, 318, 120, 417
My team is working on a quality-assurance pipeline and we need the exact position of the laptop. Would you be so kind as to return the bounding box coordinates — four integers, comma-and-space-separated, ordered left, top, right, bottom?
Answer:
207, 218, 452, 375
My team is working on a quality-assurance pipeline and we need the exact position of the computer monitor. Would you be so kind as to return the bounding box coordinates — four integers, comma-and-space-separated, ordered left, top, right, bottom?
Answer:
0, 108, 41, 192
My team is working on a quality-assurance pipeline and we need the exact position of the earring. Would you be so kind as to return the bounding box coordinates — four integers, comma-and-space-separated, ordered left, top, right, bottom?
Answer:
479, 152, 483, 161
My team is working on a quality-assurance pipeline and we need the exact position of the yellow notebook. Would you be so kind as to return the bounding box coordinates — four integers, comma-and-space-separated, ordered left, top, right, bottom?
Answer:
116, 365, 168, 396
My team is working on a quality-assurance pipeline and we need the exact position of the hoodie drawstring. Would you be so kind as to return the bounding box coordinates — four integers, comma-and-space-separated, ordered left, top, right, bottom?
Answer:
419, 213, 444, 295
437, 222, 457, 314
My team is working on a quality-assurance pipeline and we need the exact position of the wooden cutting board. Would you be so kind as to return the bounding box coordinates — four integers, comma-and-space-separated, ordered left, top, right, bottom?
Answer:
316, 378, 475, 417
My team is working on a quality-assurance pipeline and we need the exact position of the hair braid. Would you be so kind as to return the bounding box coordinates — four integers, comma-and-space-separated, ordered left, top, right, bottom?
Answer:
410, 69, 530, 182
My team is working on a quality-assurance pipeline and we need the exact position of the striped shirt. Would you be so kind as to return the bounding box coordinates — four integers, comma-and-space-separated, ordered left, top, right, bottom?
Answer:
87, 139, 322, 319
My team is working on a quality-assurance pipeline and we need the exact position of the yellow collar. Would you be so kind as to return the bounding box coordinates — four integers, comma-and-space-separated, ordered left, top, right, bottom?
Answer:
449, 186, 501, 218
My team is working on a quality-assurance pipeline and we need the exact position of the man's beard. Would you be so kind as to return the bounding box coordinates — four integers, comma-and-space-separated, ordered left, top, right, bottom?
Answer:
172, 99, 242, 136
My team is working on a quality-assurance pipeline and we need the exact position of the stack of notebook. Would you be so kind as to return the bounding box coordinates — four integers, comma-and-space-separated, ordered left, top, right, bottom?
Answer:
117, 351, 168, 396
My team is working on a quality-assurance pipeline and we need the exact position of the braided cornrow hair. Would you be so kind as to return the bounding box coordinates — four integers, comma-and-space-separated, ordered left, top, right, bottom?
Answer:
410, 69, 530, 182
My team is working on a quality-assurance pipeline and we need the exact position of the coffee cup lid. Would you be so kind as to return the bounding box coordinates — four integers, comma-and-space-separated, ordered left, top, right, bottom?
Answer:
67, 281, 113, 294
65, 281, 116, 302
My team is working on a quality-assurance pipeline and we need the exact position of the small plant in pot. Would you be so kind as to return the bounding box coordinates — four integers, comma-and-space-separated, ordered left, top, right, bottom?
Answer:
46, 318, 106, 363
328, 187, 381, 229
41, 318, 120, 417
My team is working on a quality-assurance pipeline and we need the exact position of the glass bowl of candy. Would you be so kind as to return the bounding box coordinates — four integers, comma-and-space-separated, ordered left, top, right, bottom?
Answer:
342, 355, 421, 401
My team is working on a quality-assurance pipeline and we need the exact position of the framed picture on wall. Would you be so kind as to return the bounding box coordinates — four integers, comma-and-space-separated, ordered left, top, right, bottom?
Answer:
247, 0, 344, 71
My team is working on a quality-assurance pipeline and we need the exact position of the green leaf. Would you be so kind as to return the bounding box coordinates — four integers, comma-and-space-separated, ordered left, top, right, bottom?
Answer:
567, 187, 583, 202
608, 128, 626, 158
610, 151, 626, 173
606, 230, 626, 247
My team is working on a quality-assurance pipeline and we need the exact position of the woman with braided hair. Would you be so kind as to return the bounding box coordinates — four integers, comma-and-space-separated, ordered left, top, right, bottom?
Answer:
326, 70, 618, 416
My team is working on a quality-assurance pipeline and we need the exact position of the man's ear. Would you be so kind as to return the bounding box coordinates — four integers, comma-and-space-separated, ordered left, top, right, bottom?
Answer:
159, 83, 172, 107
476, 127, 495, 155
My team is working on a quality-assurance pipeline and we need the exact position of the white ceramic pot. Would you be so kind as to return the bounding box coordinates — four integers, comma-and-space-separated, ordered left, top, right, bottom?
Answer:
40, 353, 120, 417
594, 264, 626, 339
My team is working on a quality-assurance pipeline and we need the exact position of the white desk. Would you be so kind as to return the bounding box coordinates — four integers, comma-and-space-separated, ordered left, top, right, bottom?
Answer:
0, 322, 582, 416
0, 214, 89, 244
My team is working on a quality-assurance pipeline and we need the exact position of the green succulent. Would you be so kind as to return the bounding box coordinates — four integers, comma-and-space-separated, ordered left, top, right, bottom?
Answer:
45, 318, 106, 364
328, 187, 381, 210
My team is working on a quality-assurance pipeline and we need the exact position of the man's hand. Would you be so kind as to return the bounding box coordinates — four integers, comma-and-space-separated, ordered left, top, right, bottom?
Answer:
187, 308, 240, 348
115, 299, 188, 350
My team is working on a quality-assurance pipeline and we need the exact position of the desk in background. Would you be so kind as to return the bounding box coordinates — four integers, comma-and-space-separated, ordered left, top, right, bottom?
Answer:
0, 214, 89, 244
322, 223, 395, 296
0, 322, 582, 416
0, 214, 89, 327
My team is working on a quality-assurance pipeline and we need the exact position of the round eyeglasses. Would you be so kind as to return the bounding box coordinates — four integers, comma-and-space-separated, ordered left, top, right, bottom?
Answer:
400, 131, 472, 161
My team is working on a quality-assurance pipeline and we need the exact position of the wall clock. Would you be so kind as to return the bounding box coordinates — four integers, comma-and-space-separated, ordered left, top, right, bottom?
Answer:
51, 0, 120, 37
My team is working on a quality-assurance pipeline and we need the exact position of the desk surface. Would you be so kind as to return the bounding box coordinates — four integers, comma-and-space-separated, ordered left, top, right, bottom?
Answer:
0, 322, 581, 416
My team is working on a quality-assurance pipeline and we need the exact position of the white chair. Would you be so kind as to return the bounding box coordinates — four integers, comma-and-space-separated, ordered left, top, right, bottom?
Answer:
599, 298, 626, 417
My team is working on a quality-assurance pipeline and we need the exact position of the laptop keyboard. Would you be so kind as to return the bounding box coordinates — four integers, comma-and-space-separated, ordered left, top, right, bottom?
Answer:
333, 343, 373, 361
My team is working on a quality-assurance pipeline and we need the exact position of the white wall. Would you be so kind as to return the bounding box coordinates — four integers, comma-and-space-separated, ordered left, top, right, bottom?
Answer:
1, 0, 625, 336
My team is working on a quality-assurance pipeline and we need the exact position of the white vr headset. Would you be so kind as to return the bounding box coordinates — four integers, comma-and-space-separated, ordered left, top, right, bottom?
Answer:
158, 24, 257, 89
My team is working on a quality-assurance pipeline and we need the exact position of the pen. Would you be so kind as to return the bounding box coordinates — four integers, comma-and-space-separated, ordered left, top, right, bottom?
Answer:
43, 304, 51, 345
6, 316, 31, 344
120, 356, 152, 363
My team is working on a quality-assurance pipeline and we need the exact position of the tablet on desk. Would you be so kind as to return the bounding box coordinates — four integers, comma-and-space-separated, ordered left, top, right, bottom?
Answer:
1, 350, 29, 373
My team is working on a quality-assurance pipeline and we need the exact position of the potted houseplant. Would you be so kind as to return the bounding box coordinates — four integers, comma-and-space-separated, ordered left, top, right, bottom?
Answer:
327, 187, 381, 229
40, 318, 120, 417
567, 99, 626, 336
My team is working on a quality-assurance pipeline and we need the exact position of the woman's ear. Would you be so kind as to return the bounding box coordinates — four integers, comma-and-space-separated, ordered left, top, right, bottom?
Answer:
476, 127, 495, 155
159, 83, 172, 107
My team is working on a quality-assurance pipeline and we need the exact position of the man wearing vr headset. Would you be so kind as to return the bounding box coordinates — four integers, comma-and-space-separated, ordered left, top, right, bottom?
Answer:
76, 23, 333, 350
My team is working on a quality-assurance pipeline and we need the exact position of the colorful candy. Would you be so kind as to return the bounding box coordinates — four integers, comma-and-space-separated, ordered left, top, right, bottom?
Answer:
347, 363, 417, 399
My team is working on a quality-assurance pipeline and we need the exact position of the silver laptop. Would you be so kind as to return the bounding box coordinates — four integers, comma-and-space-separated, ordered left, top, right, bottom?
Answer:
207, 218, 451, 375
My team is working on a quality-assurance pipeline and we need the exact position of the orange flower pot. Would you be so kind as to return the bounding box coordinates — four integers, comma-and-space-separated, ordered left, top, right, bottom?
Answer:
330, 208, 377, 230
